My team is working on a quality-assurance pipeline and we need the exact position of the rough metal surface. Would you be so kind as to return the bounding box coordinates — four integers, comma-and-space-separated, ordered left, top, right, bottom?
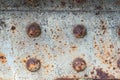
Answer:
1, 0, 120, 11
0, 0, 120, 80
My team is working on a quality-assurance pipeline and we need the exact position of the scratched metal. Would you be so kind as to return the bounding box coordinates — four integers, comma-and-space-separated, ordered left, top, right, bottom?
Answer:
0, 0, 120, 80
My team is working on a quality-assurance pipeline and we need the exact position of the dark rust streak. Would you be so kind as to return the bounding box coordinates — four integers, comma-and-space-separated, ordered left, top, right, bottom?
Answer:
117, 58, 120, 68
96, 68, 115, 79
0, 56, 6, 59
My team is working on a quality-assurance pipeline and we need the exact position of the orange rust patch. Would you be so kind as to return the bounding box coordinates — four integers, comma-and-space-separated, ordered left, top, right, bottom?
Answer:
0, 53, 7, 63
43, 64, 54, 74
94, 41, 99, 50
94, 36, 116, 67
110, 44, 114, 49
22, 59, 27, 63
71, 45, 78, 52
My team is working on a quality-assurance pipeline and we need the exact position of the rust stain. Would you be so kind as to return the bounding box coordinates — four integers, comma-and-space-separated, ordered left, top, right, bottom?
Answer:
93, 34, 117, 70
50, 29, 53, 34
43, 64, 50, 69
11, 26, 16, 31
55, 78, 78, 80
0, 52, 7, 63
34, 43, 40, 50
0, 78, 3, 80
94, 41, 99, 50
61, 1, 66, 7
24, 0, 39, 7
96, 68, 115, 79
43, 64, 54, 74
57, 28, 62, 32
118, 48, 120, 54
117, 27, 120, 37
22, 59, 27, 63
73, 0, 86, 4
117, 58, 120, 68
71, 45, 78, 52
84, 74, 88, 77
100, 20, 107, 34
110, 44, 114, 49
115, 0, 120, 5
11, 26, 16, 33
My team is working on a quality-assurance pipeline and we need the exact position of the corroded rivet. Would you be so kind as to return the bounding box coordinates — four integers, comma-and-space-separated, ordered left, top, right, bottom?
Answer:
26, 22, 41, 38
73, 25, 86, 38
117, 58, 120, 68
72, 58, 87, 72
26, 58, 41, 72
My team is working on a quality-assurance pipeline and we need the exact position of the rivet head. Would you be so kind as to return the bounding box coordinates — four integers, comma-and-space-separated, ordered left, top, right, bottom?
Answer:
72, 58, 87, 72
73, 25, 86, 38
26, 58, 41, 72
26, 22, 41, 38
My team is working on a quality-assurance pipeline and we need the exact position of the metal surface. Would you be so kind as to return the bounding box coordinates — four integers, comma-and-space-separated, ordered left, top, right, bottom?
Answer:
0, 0, 120, 80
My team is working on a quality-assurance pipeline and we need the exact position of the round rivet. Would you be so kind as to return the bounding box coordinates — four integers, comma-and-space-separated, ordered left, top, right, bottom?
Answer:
73, 25, 86, 38
26, 22, 41, 38
72, 58, 87, 72
26, 58, 41, 72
